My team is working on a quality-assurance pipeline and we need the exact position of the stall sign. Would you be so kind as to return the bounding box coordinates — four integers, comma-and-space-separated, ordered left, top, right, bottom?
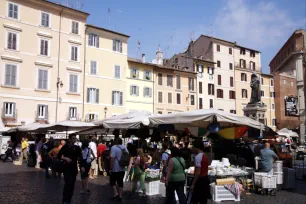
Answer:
284, 96, 298, 116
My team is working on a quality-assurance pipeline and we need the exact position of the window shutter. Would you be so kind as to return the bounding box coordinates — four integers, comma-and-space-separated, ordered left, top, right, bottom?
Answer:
43, 70, 48, 89
12, 103, 16, 118
96, 36, 99, 48
113, 40, 116, 51
88, 34, 92, 46
136, 69, 139, 79
45, 105, 48, 119
87, 88, 90, 103
212, 85, 215, 95
136, 86, 139, 96
218, 75, 221, 85
245, 74, 247, 82
120, 41, 122, 53
143, 87, 146, 97
112, 91, 115, 105
38, 70, 43, 89
130, 69, 133, 78
149, 88, 152, 97
95, 89, 99, 103
120, 92, 123, 105
130, 86, 133, 95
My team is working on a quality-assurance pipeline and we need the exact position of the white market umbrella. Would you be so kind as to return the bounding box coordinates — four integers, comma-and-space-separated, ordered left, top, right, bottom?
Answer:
277, 128, 299, 138
149, 109, 264, 130
94, 110, 155, 129
7, 123, 49, 133
36, 120, 96, 132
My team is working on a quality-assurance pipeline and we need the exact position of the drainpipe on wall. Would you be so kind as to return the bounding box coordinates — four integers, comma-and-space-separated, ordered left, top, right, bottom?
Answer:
82, 26, 88, 121
152, 66, 155, 113
55, 8, 64, 122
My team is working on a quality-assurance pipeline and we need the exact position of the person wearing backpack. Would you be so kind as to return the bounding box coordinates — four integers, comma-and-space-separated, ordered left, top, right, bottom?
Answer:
80, 140, 96, 194
161, 142, 171, 182
165, 147, 186, 204
110, 138, 129, 201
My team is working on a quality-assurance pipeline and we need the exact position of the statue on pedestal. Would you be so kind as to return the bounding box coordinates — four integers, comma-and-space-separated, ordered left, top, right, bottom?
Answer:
250, 74, 261, 104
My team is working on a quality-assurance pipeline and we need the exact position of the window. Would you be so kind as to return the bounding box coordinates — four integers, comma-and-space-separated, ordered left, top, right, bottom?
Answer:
88, 113, 97, 121
240, 48, 246, 55
158, 73, 163, 85
114, 65, 120, 79
130, 85, 139, 96
242, 89, 248, 98
229, 48, 232, 55
208, 84, 214, 95
197, 65, 203, 73
158, 111, 162, 114
3, 102, 15, 117
217, 44, 220, 52
143, 87, 152, 97
168, 93, 172, 104
209, 99, 214, 108
270, 92, 275, 98
261, 91, 264, 97
291, 81, 294, 87
130, 68, 139, 79
217, 89, 224, 98
229, 91, 235, 99
241, 73, 247, 82
40, 39, 49, 56
69, 74, 78, 93
37, 105, 48, 119
177, 93, 181, 104
272, 103, 275, 110
240, 59, 246, 68
8, 3, 18, 19
190, 95, 195, 105
261, 78, 264, 85
218, 75, 222, 85
4, 64, 17, 87
41, 12, 50, 27
199, 82, 203, 94
7, 32, 17, 50
272, 118, 276, 126
112, 91, 123, 105
69, 107, 77, 119
217, 60, 221, 68
70, 46, 79, 61
250, 51, 255, 57
167, 75, 173, 87
230, 77, 234, 87
89, 61, 97, 75
144, 71, 151, 80
250, 61, 255, 70
113, 39, 122, 52
230, 110, 236, 114
71, 21, 79, 34
158, 91, 163, 103
87, 88, 99, 103
229, 63, 233, 70
283, 80, 286, 84
189, 77, 195, 91
270, 79, 274, 86
176, 75, 181, 89
208, 67, 214, 75
88, 34, 99, 48
38, 69, 48, 90
199, 98, 203, 109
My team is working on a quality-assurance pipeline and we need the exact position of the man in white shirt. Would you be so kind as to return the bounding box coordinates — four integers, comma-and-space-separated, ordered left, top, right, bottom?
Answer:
89, 136, 97, 179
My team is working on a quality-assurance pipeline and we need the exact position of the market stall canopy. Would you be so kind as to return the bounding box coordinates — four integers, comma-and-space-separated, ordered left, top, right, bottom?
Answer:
94, 110, 155, 129
277, 128, 299, 137
7, 123, 48, 133
75, 127, 108, 135
36, 120, 95, 132
149, 109, 265, 130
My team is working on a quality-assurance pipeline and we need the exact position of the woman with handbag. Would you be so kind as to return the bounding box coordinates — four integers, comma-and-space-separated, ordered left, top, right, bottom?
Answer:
80, 140, 96, 194
165, 147, 186, 204
131, 149, 147, 197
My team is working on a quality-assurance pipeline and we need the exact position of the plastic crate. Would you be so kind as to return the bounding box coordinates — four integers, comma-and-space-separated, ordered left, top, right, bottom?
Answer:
210, 183, 240, 202
254, 173, 277, 189
145, 181, 160, 196
274, 172, 283, 185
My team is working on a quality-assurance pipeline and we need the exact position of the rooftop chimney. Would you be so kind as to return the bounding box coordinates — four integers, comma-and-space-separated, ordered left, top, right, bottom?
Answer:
142, 54, 146, 63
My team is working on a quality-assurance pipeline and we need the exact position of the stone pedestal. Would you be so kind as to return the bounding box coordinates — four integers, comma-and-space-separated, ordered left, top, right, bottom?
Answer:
243, 102, 267, 138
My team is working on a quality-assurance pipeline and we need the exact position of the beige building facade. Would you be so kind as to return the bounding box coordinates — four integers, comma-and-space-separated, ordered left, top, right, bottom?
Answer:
84, 25, 129, 121
0, 0, 88, 126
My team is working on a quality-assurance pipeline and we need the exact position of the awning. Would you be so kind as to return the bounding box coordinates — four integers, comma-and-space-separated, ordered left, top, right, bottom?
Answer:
277, 128, 299, 137
36, 120, 95, 132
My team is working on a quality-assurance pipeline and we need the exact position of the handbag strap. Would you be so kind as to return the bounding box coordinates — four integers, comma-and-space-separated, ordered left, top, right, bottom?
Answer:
175, 157, 186, 175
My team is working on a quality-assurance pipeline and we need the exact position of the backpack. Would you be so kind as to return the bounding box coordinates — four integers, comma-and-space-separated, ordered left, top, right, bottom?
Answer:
162, 152, 172, 173
116, 146, 130, 167
80, 148, 92, 169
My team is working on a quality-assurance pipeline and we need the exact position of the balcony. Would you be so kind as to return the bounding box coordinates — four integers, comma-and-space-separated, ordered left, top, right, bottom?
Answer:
235, 62, 261, 71
1, 108, 17, 123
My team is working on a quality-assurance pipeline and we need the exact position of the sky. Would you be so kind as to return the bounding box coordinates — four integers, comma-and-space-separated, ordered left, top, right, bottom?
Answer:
63, 0, 305, 73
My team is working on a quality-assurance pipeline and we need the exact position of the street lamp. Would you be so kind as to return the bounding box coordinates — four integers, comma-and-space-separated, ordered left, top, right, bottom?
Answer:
104, 106, 108, 118
55, 77, 64, 122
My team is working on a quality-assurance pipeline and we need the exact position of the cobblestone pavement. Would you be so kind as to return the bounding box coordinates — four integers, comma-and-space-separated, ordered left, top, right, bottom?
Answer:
0, 162, 305, 204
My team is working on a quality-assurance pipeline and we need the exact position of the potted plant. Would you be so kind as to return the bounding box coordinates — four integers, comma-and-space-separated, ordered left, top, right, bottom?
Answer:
146, 76, 150, 80
132, 74, 137, 78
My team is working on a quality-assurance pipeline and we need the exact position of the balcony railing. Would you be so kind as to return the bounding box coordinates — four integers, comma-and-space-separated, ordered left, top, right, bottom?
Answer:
35, 111, 49, 123
235, 62, 261, 71
1, 108, 17, 123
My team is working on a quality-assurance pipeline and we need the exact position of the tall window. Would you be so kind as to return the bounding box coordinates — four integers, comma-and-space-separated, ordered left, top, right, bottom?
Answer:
270, 79, 274, 86
261, 78, 264, 85
176, 75, 181, 89
69, 74, 78, 93
70, 46, 79, 61
218, 75, 222, 85
112, 91, 123, 105
38, 69, 48, 90
270, 92, 275, 98
199, 98, 203, 109
240, 48, 246, 55
250, 61, 255, 70
167, 75, 173, 87
208, 84, 214, 95
229, 48, 232, 55
40, 39, 49, 56
229, 91, 235, 99
177, 93, 181, 104
229, 63, 233, 70
144, 71, 151, 80
5, 64, 17, 87
87, 88, 99, 103
250, 51, 255, 57
217, 60, 221, 68
189, 78, 195, 91
8, 3, 18, 19
241, 73, 247, 82
158, 73, 163, 85
217, 89, 224, 98
158, 92, 163, 103
168, 93, 172, 104
261, 90, 265, 97
71, 21, 79, 34
69, 107, 77, 120
143, 87, 152, 97
272, 118, 276, 126
88, 34, 99, 48
130, 85, 139, 96
240, 59, 246, 68
283, 79, 286, 85
3, 102, 15, 117
209, 99, 214, 108
41, 12, 50, 27
197, 64, 203, 73
190, 95, 195, 105
131, 68, 139, 79
272, 103, 275, 110
113, 39, 122, 52
37, 105, 48, 119
90, 61, 97, 75
7, 32, 17, 50
199, 82, 203, 94
230, 77, 234, 87
114, 65, 120, 79
242, 89, 248, 98
217, 44, 220, 52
